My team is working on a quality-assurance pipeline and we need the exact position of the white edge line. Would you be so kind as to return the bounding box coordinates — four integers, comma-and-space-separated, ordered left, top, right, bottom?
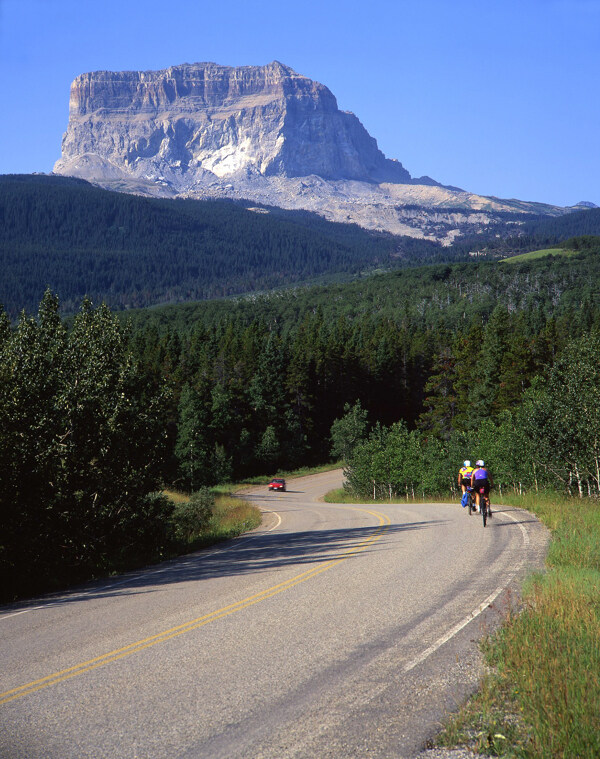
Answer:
0, 508, 283, 622
404, 506, 529, 672
403, 583, 507, 672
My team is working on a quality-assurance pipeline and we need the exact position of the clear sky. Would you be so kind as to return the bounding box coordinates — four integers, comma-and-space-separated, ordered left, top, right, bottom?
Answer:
1, 0, 598, 207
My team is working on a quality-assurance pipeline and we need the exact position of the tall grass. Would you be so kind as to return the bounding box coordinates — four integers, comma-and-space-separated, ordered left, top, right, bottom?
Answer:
205, 495, 262, 541
437, 492, 600, 758
164, 489, 261, 547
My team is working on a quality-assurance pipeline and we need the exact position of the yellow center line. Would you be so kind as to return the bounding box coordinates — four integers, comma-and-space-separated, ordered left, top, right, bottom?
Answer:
1, 506, 391, 706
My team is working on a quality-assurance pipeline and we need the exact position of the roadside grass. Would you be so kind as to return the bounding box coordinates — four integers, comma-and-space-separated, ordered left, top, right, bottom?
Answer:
436, 491, 600, 758
203, 495, 262, 542
165, 463, 342, 551
323, 486, 455, 504
163, 489, 261, 547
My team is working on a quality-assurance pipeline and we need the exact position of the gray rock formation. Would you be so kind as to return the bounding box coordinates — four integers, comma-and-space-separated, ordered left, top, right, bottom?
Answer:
56, 61, 413, 187
54, 61, 565, 242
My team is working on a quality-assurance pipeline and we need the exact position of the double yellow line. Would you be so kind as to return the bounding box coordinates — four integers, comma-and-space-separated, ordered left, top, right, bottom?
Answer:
1, 506, 390, 705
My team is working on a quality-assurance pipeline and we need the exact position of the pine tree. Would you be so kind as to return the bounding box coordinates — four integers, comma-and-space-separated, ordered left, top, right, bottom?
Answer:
175, 382, 212, 490
470, 306, 511, 418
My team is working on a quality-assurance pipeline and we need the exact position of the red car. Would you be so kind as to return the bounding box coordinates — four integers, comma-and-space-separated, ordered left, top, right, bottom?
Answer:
268, 478, 286, 492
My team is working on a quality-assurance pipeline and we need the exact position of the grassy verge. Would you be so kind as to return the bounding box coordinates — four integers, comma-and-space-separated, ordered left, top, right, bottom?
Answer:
163, 489, 262, 548
203, 494, 262, 542
323, 486, 455, 504
436, 492, 600, 758
166, 464, 342, 548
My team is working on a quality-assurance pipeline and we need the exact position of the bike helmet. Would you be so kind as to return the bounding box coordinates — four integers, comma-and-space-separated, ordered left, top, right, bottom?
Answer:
463, 460, 471, 467
475, 459, 484, 466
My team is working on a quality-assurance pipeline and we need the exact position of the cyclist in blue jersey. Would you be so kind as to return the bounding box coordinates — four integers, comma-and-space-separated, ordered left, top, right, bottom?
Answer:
471, 459, 493, 513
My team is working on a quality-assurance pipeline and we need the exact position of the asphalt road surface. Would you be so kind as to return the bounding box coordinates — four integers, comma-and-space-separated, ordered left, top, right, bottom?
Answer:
0, 470, 548, 758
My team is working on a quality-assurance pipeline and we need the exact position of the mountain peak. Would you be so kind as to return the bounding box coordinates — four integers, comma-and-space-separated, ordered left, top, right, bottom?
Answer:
53, 61, 564, 241
56, 61, 411, 185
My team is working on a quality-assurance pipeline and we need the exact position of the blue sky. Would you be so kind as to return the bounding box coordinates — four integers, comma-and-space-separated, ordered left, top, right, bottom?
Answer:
1, 0, 598, 207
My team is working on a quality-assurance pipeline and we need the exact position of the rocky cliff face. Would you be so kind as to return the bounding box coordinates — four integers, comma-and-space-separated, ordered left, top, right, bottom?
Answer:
56, 61, 412, 188
54, 61, 564, 241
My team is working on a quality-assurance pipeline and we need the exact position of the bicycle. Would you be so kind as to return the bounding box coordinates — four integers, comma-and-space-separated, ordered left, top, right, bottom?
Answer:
475, 488, 492, 527
465, 486, 474, 515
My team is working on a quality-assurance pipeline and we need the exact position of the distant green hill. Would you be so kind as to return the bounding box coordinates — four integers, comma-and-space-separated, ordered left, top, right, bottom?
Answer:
503, 235, 600, 263
2, 174, 600, 318
0, 174, 446, 317
450, 211, 600, 260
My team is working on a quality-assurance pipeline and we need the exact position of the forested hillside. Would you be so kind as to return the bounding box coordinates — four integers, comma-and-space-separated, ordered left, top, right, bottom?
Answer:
6, 174, 600, 320
0, 174, 445, 317
124, 242, 600, 339
122, 244, 600, 484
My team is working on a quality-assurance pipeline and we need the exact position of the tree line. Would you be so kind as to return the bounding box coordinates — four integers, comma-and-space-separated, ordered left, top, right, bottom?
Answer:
0, 174, 444, 317
342, 329, 600, 501
0, 292, 173, 599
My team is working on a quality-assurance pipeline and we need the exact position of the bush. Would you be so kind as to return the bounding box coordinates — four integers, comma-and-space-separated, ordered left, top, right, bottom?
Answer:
171, 487, 215, 542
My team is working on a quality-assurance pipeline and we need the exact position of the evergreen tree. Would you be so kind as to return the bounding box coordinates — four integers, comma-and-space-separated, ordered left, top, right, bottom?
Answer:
470, 305, 512, 418
175, 382, 212, 489
418, 346, 457, 438
257, 425, 280, 471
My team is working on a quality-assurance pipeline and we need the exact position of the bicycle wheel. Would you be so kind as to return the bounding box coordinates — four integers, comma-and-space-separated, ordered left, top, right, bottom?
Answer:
468, 493, 473, 515
482, 496, 487, 527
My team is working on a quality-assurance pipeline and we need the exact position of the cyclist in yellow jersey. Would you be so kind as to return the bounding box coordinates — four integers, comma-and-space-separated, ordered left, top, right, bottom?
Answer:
457, 460, 474, 496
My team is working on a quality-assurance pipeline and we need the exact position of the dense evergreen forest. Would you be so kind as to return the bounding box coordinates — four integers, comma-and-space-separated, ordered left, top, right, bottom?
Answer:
1, 174, 447, 317
121, 242, 600, 488
5, 173, 600, 319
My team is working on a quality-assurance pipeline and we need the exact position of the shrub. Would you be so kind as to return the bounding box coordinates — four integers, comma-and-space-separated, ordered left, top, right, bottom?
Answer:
171, 487, 214, 542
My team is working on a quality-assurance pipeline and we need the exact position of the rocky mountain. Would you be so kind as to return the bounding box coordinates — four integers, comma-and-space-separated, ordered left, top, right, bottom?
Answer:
54, 61, 566, 242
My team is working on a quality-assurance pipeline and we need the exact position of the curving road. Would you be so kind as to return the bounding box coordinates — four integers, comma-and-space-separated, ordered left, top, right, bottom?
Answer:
0, 470, 548, 759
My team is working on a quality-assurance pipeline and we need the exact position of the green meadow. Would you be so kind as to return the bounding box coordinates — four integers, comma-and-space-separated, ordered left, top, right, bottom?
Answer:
502, 247, 577, 263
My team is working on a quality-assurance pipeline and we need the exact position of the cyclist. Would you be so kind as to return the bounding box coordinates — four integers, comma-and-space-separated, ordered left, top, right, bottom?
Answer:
457, 460, 474, 497
471, 459, 493, 514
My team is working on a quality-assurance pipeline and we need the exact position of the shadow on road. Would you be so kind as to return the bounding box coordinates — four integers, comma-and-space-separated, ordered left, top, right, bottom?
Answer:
3, 519, 445, 612
488, 506, 540, 527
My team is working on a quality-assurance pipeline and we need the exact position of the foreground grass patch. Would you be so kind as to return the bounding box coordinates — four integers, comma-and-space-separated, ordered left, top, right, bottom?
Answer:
164, 489, 261, 547
493, 574, 600, 757
436, 493, 600, 758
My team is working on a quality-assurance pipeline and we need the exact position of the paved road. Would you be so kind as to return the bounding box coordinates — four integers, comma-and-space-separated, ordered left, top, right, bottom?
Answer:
0, 470, 548, 758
